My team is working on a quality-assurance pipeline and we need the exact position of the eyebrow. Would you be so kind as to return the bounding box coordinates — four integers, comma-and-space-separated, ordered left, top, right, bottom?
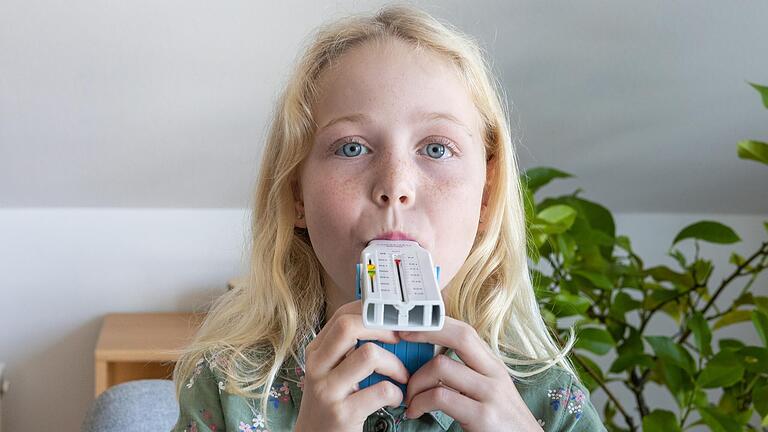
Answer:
317, 111, 474, 138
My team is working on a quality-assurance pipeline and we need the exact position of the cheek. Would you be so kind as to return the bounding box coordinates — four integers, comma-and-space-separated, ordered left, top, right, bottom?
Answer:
425, 170, 484, 285
299, 171, 363, 289
304, 171, 357, 220
427, 169, 483, 223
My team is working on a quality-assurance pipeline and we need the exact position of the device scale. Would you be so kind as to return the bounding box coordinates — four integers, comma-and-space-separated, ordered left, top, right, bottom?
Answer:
354, 240, 445, 403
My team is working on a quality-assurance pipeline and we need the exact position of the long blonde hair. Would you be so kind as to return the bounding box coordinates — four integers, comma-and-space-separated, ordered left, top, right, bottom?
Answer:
173, 2, 576, 427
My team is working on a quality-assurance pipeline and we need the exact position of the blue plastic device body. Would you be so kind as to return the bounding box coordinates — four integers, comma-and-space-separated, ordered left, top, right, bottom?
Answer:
354, 262, 441, 405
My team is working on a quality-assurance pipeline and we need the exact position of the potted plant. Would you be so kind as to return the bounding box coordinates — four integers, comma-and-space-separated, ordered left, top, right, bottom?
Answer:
525, 82, 768, 431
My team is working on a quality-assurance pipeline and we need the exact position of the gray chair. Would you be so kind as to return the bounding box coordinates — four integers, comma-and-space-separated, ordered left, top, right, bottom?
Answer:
81, 379, 179, 432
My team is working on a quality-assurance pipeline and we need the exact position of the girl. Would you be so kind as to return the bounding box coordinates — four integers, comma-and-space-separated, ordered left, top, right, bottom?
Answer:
172, 3, 604, 431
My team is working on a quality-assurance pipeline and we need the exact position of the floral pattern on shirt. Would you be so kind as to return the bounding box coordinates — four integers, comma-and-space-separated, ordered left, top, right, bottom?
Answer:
181, 408, 219, 432
294, 365, 306, 390
268, 382, 291, 409
547, 385, 586, 420
173, 352, 607, 432
185, 358, 207, 389
237, 414, 269, 432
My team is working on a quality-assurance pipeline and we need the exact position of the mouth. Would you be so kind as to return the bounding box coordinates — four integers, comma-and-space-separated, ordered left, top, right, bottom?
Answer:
370, 231, 419, 243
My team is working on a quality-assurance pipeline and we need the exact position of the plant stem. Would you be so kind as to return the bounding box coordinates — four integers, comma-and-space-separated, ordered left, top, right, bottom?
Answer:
677, 242, 768, 344
629, 369, 650, 418
639, 241, 768, 386
638, 282, 702, 334
680, 354, 703, 428
554, 332, 637, 430
705, 253, 768, 321
544, 254, 566, 287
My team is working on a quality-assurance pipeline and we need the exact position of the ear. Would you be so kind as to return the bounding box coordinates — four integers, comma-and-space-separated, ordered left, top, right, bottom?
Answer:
291, 178, 306, 229
482, 155, 496, 206
478, 155, 496, 231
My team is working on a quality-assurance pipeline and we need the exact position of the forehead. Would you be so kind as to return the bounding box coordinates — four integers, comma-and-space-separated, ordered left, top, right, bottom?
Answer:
312, 38, 483, 135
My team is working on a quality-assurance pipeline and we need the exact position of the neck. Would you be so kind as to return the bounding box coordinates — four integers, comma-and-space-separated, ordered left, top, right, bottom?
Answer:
320, 269, 346, 328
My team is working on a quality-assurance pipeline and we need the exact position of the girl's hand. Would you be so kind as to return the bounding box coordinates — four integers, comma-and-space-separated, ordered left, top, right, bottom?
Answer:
399, 317, 544, 432
294, 300, 410, 432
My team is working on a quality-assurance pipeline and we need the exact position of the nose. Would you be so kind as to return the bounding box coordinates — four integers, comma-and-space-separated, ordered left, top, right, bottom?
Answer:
371, 154, 415, 208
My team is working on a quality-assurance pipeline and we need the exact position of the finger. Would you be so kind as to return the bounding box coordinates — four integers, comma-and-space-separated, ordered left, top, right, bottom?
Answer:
310, 313, 400, 375
398, 317, 504, 378
404, 354, 487, 406
405, 385, 482, 424
327, 342, 410, 397
347, 380, 404, 418
309, 300, 364, 353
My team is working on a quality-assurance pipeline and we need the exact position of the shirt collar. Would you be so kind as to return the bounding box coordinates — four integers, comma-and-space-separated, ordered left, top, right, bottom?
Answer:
428, 407, 456, 430
280, 349, 458, 431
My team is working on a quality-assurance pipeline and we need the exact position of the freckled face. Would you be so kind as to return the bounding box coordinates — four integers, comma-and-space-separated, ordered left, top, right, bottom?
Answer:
295, 38, 489, 306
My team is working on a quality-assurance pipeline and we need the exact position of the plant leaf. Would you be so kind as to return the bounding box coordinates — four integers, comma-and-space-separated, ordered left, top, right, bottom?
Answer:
612, 291, 641, 316
571, 269, 614, 290
642, 409, 680, 432
729, 252, 746, 267
755, 296, 768, 315
575, 327, 615, 355
661, 301, 683, 324
669, 248, 687, 268
732, 292, 754, 307
657, 363, 694, 406
691, 259, 714, 286
644, 288, 680, 313
549, 292, 592, 317
697, 350, 745, 388
687, 311, 712, 356
713, 309, 753, 330
645, 265, 694, 288
554, 196, 616, 260
718, 339, 745, 351
534, 204, 577, 234
737, 140, 768, 165
698, 404, 743, 432
556, 233, 577, 266
754, 382, 768, 417
617, 327, 644, 356
615, 235, 632, 252
645, 335, 695, 374
522, 167, 573, 194
753, 310, 768, 347
609, 352, 654, 373
736, 346, 768, 373
748, 81, 768, 109
671, 221, 741, 246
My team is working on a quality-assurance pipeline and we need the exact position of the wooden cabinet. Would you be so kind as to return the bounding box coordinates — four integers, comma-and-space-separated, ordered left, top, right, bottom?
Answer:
94, 312, 205, 396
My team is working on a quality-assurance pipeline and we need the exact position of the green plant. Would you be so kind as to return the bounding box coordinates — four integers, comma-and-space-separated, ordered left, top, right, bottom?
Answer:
524, 82, 768, 431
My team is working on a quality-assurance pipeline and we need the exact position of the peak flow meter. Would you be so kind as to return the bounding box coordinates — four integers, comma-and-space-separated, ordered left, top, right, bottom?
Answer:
354, 240, 445, 404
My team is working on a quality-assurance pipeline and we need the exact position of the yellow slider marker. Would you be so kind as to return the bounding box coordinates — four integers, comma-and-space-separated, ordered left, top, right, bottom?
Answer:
367, 261, 376, 292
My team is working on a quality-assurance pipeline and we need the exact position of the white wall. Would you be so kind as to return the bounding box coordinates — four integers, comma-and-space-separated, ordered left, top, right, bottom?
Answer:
2, 0, 767, 213
0, 208, 251, 431
0, 209, 765, 431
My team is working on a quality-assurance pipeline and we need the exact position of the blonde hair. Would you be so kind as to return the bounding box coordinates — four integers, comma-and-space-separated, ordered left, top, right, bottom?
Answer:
173, 2, 577, 427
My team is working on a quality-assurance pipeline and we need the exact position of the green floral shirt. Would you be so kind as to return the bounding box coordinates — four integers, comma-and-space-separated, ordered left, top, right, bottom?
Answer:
171, 348, 605, 432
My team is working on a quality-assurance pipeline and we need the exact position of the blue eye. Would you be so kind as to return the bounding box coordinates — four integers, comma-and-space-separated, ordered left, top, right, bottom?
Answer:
333, 137, 458, 159
425, 143, 446, 159
421, 138, 457, 160
335, 141, 370, 157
